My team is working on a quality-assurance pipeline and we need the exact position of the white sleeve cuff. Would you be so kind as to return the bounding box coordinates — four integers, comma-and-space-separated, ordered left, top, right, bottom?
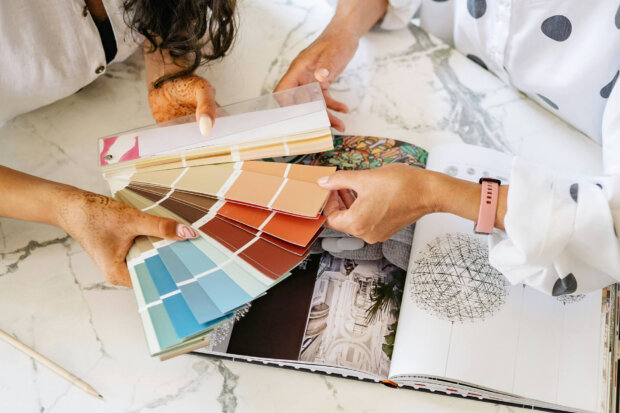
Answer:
488, 157, 620, 296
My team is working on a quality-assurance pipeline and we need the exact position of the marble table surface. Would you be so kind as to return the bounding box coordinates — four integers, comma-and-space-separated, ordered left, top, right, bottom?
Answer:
0, 0, 604, 412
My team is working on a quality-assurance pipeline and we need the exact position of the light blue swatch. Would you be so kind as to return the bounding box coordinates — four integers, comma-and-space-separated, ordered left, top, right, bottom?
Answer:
169, 240, 254, 312
189, 237, 267, 297
196, 268, 252, 313
144, 255, 212, 340
158, 245, 225, 324
134, 262, 179, 350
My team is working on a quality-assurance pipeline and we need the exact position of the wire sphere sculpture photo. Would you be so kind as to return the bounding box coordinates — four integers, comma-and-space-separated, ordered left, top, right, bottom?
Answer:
409, 233, 508, 323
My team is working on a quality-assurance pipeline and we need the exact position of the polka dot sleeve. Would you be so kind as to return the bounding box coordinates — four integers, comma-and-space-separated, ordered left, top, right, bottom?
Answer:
488, 90, 620, 296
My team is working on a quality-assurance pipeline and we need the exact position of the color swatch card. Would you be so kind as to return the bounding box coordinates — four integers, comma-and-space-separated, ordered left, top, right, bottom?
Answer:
101, 86, 335, 359
99, 83, 333, 176
126, 184, 326, 246
127, 242, 234, 356
128, 161, 335, 218
118, 178, 322, 281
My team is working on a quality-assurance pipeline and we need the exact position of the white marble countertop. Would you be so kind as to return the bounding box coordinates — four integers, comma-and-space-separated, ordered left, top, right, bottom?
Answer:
0, 0, 603, 412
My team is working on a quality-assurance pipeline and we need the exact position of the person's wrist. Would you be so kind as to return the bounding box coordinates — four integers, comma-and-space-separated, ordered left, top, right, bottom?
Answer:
433, 174, 486, 222
50, 185, 87, 231
332, 0, 387, 39
418, 170, 449, 216
325, 10, 365, 43
320, 24, 360, 52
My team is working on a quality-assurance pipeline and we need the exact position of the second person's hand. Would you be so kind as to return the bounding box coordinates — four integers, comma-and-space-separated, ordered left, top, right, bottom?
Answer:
274, 25, 358, 132
317, 164, 443, 243
57, 188, 200, 287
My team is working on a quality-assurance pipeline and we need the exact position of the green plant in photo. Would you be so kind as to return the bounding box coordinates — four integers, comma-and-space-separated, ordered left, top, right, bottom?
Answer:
365, 266, 406, 359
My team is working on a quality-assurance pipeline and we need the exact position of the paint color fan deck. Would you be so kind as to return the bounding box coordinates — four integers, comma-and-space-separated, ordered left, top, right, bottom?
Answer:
100, 85, 334, 358
99, 83, 333, 177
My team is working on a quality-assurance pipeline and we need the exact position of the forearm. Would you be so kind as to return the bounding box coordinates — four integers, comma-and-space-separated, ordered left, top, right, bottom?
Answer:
328, 0, 388, 39
0, 166, 81, 227
431, 172, 507, 231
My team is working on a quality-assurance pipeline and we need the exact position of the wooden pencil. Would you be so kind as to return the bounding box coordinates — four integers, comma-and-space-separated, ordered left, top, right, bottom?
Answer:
0, 328, 103, 399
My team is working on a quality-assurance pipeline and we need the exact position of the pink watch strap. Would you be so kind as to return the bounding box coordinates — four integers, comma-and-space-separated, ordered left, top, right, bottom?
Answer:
474, 178, 501, 234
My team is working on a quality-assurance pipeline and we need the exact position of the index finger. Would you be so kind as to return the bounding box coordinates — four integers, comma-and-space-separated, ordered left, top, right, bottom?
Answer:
195, 81, 217, 136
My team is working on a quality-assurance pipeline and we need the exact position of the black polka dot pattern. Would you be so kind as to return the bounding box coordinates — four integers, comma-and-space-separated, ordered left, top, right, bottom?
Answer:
552, 273, 578, 296
432, 0, 449, 2
541, 15, 572, 41
467, 0, 486, 19
537, 94, 559, 110
569, 183, 579, 202
467, 54, 488, 70
600, 71, 619, 99
596, 183, 603, 189
616, 4, 620, 29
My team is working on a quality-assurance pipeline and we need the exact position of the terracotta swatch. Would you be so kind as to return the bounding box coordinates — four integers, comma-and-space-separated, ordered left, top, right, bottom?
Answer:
199, 217, 308, 280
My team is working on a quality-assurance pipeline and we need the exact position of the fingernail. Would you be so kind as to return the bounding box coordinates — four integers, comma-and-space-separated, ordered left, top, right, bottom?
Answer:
199, 115, 213, 136
176, 224, 199, 239
315, 68, 330, 82
317, 176, 330, 186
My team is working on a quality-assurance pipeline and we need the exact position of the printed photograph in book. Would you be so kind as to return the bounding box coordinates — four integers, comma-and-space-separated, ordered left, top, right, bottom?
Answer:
299, 254, 405, 377
219, 251, 407, 378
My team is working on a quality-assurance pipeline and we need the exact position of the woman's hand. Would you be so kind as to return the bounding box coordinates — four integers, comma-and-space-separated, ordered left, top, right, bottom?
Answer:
318, 163, 509, 243
147, 75, 217, 136
0, 166, 198, 287
274, 26, 358, 131
274, 0, 389, 131
57, 189, 198, 287
317, 164, 442, 243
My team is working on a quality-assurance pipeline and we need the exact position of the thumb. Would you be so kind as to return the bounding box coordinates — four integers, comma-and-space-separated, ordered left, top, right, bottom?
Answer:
317, 170, 363, 192
131, 211, 199, 241
313, 52, 339, 84
313, 48, 347, 84
195, 81, 217, 136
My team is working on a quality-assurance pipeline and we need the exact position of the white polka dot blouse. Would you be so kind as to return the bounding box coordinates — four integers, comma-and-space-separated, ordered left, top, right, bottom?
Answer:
382, 0, 620, 296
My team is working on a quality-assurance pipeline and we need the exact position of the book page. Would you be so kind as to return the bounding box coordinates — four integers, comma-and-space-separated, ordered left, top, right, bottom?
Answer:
389, 144, 605, 411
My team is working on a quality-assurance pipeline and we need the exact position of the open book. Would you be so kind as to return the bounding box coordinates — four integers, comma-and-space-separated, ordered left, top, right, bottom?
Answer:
191, 138, 618, 413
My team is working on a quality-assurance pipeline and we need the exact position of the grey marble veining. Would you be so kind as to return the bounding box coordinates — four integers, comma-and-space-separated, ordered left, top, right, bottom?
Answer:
0, 0, 602, 412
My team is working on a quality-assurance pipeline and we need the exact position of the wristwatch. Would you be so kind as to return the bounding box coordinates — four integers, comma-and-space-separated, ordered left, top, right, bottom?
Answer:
474, 177, 501, 234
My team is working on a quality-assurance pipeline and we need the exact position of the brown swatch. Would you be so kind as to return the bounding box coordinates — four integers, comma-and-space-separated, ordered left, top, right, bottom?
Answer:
199, 217, 307, 280
127, 187, 206, 223
216, 215, 310, 256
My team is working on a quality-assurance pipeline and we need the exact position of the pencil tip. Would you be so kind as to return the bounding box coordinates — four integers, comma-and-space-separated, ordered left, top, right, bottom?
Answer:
98, 394, 104, 399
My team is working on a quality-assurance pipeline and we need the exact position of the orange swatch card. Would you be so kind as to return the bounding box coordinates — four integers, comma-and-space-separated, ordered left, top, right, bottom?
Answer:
130, 161, 336, 218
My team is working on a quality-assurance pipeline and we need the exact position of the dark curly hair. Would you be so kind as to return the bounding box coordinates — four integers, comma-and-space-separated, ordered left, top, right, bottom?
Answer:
123, 0, 236, 88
